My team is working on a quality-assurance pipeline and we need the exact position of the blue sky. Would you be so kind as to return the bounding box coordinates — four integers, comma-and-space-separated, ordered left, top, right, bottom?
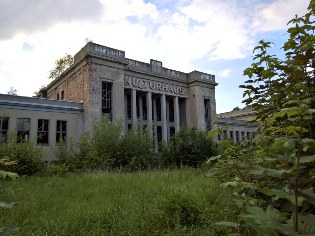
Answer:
0, 0, 310, 113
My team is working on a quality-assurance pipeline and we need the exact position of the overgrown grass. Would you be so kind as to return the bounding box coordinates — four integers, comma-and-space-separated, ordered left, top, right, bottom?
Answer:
1, 169, 239, 235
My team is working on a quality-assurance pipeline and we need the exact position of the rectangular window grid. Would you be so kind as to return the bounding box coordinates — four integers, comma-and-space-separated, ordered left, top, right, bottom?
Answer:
0, 117, 9, 143
56, 120, 67, 142
37, 119, 49, 144
17, 118, 30, 143
102, 81, 112, 120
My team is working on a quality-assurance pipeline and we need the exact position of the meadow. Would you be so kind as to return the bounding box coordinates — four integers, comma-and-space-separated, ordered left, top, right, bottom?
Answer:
1, 169, 238, 235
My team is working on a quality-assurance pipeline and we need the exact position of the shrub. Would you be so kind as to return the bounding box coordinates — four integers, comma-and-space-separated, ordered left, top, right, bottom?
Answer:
0, 134, 45, 176
55, 117, 156, 171
161, 127, 218, 168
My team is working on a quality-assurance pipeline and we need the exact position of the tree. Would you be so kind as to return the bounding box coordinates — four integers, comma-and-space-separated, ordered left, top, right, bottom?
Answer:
49, 54, 73, 80
33, 86, 47, 98
212, 1, 315, 234
6, 87, 17, 95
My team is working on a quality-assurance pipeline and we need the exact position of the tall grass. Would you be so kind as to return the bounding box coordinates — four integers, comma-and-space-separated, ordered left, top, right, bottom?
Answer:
1, 169, 238, 235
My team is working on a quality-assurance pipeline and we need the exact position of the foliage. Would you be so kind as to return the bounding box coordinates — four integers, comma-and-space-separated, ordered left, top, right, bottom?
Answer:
33, 85, 47, 98
211, 2, 315, 235
48, 54, 73, 80
0, 134, 45, 176
56, 117, 155, 171
6, 87, 17, 96
161, 127, 218, 168
0, 158, 19, 235
0, 169, 238, 235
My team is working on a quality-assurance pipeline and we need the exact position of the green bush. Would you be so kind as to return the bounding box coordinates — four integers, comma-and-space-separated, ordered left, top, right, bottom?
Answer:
0, 134, 45, 176
55, 117, 156, 171
161, 127, 218, 168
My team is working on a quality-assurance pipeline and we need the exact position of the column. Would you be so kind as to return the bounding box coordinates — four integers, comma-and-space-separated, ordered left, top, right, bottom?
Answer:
174, 96, 180, 132
131, 89, 137, 126
161, 94, 167, 141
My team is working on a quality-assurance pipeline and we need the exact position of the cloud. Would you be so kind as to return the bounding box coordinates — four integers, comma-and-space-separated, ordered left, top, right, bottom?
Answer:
218, 69, 231, 77
0, 0, 103, 39
252, 0, 310, 32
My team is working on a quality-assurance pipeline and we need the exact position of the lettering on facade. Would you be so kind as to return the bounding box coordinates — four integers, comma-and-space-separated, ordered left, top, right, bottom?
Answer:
94, 45, 124, 58
200, 73, 214, 81
124, 75, 184, 95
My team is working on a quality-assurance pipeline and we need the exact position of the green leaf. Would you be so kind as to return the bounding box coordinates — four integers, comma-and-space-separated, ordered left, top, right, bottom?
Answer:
300, 155, 315, 164
301, 188, 315, 205
215, 221, 240, 228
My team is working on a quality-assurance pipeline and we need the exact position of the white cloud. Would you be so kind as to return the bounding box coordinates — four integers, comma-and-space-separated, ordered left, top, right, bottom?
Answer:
0, 0, 310, 99
218, 69, 231, 77
253, 0, 310, 32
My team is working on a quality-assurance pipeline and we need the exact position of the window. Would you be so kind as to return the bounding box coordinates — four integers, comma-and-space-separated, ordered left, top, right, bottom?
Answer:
170, 127, 175, 138
156, 96, 161, 121
127, 93, 131, 119
236, 131, 240, 143
229, 131, 234, 140
17, 118, 30, 143
168, 99, 174, 122
37, 119, 49, 144
204, 98, 211, 130
57, 93, 60, 100
102, 81, 112, 120
142, 96, 147, 120
56, 120, 67, 142
247, 132, 251, 140
0, 117, 9, 143
61, 91, 64, 100
241, 131, 245, 141
223, 130, 227, 139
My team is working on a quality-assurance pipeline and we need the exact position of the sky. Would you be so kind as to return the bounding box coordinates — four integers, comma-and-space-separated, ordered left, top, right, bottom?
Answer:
0, 0, 311, 113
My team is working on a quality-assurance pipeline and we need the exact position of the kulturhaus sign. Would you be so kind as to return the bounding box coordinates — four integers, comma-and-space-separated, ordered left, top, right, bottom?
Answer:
124, 75, 185, 95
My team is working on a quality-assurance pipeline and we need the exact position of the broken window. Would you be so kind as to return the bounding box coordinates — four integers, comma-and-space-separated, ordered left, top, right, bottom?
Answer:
17, 118, 30, 143
102, 81, 112, 120
204, 98, 211, 130
56, 120, 67, 142
37, 119, 49, 144
0, 117, 9, 143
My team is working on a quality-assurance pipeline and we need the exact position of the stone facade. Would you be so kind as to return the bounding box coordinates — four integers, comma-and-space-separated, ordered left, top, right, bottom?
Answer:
46, 42, 218, 142
0, 94, 84, 161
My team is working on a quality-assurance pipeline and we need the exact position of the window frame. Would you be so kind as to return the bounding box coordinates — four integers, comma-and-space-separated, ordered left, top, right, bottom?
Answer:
16, 118, 30, 143
56, 120, 67, 142
37, 119, 49, 145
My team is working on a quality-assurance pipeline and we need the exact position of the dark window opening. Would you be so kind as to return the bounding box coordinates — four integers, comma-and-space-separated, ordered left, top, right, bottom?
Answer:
156, 96, 161, 121
17, 118, 30, 143
170, 127, 175, 138
204, 98, 211, 130
37, 119, 49, 144
236, 131, 240, 143
0, 117, 9, 143
61, 91, 64, 100
229, 131, 234, 140
127, 93, 131, 119
157, 126, 162, 143
169, 99, 174, 122
241, 131, 245, 141
223, 130, 227, 139
136, 95, 140, 119
128, 124, 132, 130
56, 120, 67, 142
142, 96, 147, 120
57, 93, 60, 100
102, 81, 112, 120
247, 132, 251, 139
